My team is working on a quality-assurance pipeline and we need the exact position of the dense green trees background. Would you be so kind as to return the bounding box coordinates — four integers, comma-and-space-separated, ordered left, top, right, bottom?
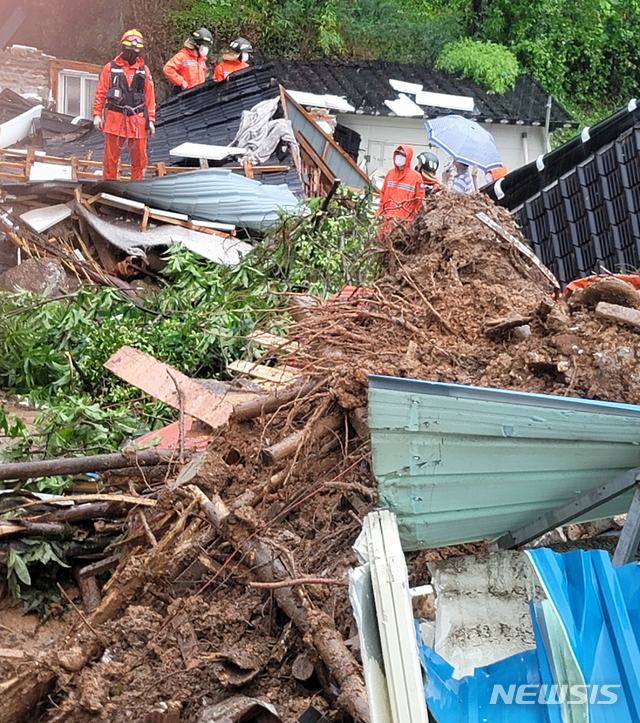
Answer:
14, 0, 640, 123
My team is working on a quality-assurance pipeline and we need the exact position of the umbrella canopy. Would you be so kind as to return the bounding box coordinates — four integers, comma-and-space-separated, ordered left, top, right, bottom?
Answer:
425, 115, 502, 171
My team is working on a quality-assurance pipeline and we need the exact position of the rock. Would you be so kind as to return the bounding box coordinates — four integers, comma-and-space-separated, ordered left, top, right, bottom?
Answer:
57, 645, 88, 672
512, 324, 531, 341
0, 258, 73, 297
551, 332, 582, 356
569, 277, 640, 310
536, 297, 555, 320
545, 300, 572, 332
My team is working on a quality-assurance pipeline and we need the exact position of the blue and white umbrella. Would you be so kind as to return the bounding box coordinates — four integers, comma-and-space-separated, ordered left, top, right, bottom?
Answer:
425, 115, 502, 171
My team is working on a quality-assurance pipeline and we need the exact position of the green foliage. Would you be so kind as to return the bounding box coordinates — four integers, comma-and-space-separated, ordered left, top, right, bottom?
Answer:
171, 0, 462, 63
436, 38, 519, 93
0, 193, 379, 600
477, 0, 640, 114
0, 191, 378, 467
338, 0, 462, 64
6, 539, 69, 603
168, 0, 640, 123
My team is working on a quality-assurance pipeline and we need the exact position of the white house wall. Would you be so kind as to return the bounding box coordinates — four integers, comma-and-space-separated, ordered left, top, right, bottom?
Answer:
335, 114, 546, 181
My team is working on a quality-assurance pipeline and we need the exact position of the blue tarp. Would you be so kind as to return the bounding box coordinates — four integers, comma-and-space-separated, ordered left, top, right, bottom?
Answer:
417, 549, 640, 722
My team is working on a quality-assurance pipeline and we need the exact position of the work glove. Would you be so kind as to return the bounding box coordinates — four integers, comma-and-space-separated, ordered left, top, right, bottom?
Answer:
93, 115, 103, 131
181, 80, 188, 90
148, 121, 155, 137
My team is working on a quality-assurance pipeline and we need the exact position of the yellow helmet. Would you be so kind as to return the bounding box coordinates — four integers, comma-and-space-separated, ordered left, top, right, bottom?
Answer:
121, 29, 144, 49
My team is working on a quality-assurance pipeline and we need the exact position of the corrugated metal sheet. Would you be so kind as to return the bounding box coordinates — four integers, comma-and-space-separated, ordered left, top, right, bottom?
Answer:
368, 375, 640, 550
417, 548, 640, 722
98, 169, 299, 232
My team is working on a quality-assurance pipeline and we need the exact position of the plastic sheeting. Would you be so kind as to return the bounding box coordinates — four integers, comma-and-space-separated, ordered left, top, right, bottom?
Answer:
98, 168, 300, 232
74, 202, 252, 265
416, 548, 640, 722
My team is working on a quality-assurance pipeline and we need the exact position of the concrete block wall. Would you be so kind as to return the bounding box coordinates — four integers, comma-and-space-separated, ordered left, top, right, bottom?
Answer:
0, 45, 53, 102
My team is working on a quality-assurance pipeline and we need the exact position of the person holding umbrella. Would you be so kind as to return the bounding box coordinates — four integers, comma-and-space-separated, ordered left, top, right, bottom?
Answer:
450, 161, 475, 194
424, 115, 503, 193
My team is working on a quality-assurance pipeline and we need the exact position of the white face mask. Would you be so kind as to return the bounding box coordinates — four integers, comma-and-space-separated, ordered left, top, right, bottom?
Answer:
394, 153, 406, 168
199, 45, 209, 58
241, 51, 249, 62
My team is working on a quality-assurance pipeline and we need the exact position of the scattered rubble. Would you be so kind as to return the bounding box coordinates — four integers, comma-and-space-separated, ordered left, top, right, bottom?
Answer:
2, 188, 640, 722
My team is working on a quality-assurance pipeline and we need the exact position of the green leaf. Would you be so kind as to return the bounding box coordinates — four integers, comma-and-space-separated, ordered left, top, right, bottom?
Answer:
8, 549, 31, 586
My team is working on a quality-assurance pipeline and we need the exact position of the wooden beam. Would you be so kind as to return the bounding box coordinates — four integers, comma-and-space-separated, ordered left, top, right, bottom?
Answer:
248, 331, 300, 353
229, 360, 299, 384
596, 301, 640, 329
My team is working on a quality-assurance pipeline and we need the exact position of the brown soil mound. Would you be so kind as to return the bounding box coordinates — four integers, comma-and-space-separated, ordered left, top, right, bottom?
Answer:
5, 191, 639, 723
292, 192, 640, 406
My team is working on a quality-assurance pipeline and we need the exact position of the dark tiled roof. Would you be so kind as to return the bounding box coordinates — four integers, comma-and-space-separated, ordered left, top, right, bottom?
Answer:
487, 103, 640, 286
267, 59, 574, 128
47, 64, 302, 193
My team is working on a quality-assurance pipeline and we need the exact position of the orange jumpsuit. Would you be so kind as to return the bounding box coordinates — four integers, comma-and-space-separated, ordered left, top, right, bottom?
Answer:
377, 144, 425, 223
93, 54, 156, 181
213, 58, 249, 81
163, 47, 207, 90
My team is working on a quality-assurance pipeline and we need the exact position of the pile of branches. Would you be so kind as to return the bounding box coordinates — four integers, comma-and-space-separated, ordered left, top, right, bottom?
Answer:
0, 375, 375, 723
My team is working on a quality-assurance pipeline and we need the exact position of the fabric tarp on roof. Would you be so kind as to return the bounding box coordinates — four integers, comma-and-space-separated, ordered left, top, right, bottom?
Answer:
97, 168, 299, 232
417, 548, 640, 722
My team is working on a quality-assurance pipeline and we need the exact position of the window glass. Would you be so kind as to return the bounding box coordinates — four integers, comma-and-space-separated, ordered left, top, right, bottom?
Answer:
63, 74, 81, 117
83, 77, 99, 119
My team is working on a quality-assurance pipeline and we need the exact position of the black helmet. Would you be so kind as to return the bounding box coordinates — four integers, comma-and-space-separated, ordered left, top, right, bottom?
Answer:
228, 37, 253, 55
191, 27, 213, 46
416, 151, 439, 174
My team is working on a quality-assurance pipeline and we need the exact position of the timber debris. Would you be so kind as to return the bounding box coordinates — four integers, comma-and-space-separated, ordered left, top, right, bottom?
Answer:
2, 190, 640, 723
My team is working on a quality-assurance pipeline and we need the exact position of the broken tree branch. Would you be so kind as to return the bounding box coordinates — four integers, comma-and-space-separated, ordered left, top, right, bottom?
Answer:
0, 449, 181, 481
248, 578, 347, 589
186, 486, 369, 723
259, 414, 342, 466
233, 379, 319, 421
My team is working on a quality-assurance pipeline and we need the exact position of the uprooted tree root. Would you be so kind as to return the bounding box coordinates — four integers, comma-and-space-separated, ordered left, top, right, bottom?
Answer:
5, 191, 640, 723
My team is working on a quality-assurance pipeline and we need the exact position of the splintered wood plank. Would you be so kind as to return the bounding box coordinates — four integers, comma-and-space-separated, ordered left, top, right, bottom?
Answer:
229, 360, 299, 384
105, 346, 233, 428
248, 331, 300, 353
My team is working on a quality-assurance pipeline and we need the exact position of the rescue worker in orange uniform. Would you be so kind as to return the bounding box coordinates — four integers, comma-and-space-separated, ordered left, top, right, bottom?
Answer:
163, 27, 213, 93
415, 151, 442, 195
213, 38, 253, 81
93, 29, 156, 181
377, 144, 425, 226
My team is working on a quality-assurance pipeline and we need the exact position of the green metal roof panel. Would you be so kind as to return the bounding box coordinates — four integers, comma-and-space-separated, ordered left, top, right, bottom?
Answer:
368, 376, 640, 550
